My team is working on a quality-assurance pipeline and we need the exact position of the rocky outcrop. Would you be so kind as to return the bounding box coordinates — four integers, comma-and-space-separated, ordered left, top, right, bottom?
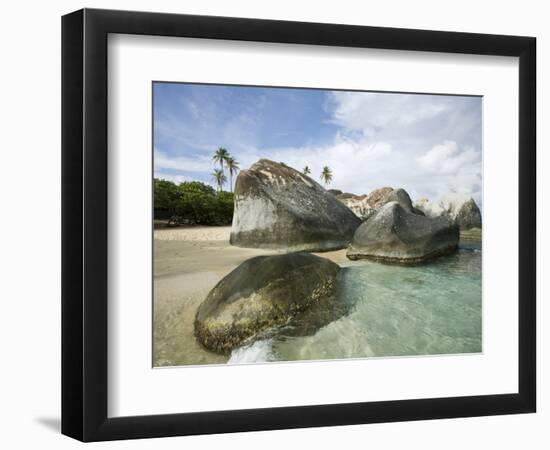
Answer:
414, 198, 445, 218
415, 193, 482, 230
230, 159, 361, 251
368, 186, 396, 209
335, 187, 424, 220
449, 195, 482, 230
347, 201, 459, 264
335, 193, 370, 219
335, 187, 393, 220
194, 253, 341, 354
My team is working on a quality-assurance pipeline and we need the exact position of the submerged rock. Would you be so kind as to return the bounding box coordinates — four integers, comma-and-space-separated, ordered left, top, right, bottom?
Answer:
347, 202, 459, 264
230, 159, 361, 251
194, 253, 341, 354
415, 193, 482, 230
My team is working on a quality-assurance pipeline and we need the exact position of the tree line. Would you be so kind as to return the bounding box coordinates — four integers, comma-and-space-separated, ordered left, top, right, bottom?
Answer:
154, 179, 234, 226
154, 147, 241, 226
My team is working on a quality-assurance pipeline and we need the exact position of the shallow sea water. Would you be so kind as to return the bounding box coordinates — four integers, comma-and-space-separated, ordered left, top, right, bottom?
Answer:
229, 242, 482, 364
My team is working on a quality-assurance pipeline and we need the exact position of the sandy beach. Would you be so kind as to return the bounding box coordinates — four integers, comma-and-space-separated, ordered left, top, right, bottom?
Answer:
153, 226, 348, 366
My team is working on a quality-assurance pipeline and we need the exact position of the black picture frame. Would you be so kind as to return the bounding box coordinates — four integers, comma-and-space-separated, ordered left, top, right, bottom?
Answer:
61, 8, 536, 442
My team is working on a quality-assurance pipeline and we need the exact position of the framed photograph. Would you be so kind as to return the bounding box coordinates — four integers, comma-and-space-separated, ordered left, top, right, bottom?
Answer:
61, 8, 536, 441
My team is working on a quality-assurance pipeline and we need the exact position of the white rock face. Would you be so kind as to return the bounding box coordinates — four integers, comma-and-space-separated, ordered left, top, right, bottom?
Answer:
414, 193, 482, 230
440, 193, 476, 219
415, 198, 446, 218
334, 187, 394, 220
232, 196, 277, 232
338, 196, 372, 219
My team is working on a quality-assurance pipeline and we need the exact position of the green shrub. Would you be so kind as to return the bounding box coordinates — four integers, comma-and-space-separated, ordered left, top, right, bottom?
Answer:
154, 179, 234, 226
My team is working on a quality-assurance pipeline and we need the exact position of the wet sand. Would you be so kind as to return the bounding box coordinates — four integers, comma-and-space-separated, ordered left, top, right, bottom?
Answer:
153, 226, 347, 367
459, 227, 482, 242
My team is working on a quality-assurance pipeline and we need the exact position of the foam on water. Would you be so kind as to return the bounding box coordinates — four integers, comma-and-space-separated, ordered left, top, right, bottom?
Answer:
228, 339, 274, 364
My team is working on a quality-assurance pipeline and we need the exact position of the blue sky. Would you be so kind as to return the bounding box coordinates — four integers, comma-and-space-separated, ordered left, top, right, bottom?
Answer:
153, 82, 482, 205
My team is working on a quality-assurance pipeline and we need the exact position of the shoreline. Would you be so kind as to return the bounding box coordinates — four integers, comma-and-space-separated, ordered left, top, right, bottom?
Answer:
153, 226, 348, 367
153, 225, 481, 367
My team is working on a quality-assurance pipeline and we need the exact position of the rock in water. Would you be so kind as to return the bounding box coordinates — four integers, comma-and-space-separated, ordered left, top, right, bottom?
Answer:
194, 253, 341, 354
230, 159, 361, 251
415, 193, 482, 230
347, 202, 459, 264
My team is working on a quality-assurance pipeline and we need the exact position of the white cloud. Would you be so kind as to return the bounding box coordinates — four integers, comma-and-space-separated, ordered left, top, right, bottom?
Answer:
319, 92, 482, 205
154, 89, 482, 207
153, 171, 191, 184
415, 140, 482, 206
417, 140, 479, 174
264, 136, 393, 195
154, 148, 212, 173
328, 92, 449, 132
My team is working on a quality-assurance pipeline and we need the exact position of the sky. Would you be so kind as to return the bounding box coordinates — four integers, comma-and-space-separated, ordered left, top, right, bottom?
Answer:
153, 82, 482, 206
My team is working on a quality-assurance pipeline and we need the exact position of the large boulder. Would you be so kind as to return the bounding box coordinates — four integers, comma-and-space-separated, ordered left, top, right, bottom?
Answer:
194, 253, 341, 354
230, 159, 361, 251
347, 202, 459, 264
415, 193, 482, 230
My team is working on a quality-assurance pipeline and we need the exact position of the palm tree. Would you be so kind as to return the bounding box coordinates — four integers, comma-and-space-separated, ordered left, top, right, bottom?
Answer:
212, 147, 230, 173
320, 166, 333, 187
303, 166, 311, 175
212, 168, 227, 192
226, 157, 240, 192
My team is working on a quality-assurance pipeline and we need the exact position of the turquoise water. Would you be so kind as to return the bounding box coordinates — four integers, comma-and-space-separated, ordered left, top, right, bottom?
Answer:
229, 242, 482, 363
